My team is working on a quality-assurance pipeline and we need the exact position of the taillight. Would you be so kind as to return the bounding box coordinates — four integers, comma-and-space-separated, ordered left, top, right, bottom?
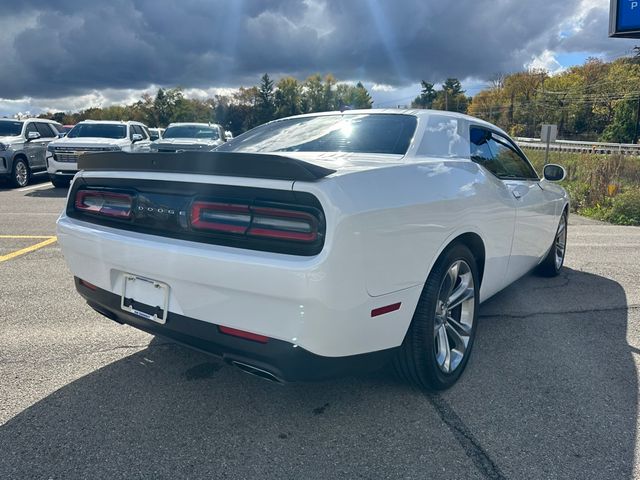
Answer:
75, 190, 133, 219
248, 206, 317, 242
191, 201, 251, 234
190, 201, 319, 243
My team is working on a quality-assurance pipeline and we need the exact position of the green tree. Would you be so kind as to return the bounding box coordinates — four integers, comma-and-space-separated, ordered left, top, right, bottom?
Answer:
303, 74, 325, 112
351, 82, 373, 109
274, 77, 302, 118
411, 81, 437, 109
432, 78, 468, 113
602, 100, 637, 143
256, 73, 276, 124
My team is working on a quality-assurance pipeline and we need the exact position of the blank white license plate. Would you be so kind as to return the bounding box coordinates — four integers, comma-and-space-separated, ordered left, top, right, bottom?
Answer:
120, 274, 170, 324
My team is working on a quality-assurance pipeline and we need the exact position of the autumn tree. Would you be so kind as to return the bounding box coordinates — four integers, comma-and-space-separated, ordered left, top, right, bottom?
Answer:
274, 77, 302, 118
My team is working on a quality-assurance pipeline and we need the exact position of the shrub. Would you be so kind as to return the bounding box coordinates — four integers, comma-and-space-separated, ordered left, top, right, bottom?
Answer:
605, 188, 640, 226
521, 148, 640, 225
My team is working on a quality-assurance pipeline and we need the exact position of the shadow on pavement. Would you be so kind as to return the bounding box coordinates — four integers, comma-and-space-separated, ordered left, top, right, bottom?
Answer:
0, 173, 51, 192
444, 267, 635, 479
0, 267, 634, 479
25, 186, 68, 198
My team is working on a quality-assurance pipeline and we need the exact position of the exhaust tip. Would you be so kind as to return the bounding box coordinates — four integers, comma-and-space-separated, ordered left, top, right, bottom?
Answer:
231, 360, 283, 384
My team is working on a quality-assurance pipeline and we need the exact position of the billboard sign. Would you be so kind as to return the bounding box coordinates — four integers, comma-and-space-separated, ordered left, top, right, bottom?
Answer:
610, 0, 640, 37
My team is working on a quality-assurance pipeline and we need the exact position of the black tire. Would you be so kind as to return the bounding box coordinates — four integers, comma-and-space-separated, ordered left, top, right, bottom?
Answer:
536, 211, 567, 277
394, 243, 479, 391
10, 157, 30, 188
50, 176, 70, 188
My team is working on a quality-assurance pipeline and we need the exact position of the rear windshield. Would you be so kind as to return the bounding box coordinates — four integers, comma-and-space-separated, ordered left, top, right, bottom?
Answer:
163, 125, 219, 140
217, 114, 417, 155
67, 123, 126, 139
0, 121, 23, 136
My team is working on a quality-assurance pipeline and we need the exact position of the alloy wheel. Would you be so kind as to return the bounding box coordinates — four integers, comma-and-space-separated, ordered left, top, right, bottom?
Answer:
434, 260, 475, 374
15, 162, 28, 187
554, 214, 567, 270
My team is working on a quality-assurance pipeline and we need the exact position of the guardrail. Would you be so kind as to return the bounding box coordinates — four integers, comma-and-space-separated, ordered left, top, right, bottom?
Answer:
515, 137, 640, 156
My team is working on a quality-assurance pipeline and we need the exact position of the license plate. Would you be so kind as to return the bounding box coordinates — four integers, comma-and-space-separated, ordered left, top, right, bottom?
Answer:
120, 274, 170, 324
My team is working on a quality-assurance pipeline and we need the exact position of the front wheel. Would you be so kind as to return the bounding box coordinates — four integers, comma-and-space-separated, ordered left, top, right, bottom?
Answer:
11, 158, 30, 188
536, 211, 567, 277
394, 244, 479, 390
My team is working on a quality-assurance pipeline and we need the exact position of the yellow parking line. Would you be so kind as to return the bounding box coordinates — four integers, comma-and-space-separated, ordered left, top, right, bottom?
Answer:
0, 236, 57, 263
0, 235, 55, 239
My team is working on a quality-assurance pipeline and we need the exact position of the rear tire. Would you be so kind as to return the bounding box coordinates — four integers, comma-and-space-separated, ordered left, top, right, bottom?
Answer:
536, 211, 567, 277
11, 158, 30, 188
394, 243, 479, 391
50, 176, 70, 188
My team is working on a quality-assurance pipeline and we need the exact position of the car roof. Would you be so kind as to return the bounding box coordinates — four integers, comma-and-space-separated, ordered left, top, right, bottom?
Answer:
78, 120, 146, 126
0, 118, 59, 124
263, 109, 508, 137
166, 122, 221, 128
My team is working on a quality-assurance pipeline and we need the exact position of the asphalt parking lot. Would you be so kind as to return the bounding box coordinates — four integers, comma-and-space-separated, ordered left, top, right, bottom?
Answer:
1, 178, 639, 480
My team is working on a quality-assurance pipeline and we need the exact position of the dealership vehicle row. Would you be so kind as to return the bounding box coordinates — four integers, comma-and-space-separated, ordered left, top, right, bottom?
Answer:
0, 117, 229, 189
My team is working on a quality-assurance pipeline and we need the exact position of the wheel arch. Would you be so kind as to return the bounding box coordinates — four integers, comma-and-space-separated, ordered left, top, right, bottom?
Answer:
12, 152, 30, 169
453, 232, 486, 288
429, 231, 486, 290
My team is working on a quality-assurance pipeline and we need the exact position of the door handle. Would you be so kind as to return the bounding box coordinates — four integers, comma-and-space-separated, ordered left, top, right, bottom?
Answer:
512, 190, 522, 199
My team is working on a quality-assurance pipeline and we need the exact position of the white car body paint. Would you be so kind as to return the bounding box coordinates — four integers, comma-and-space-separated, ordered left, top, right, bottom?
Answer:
57, 110, 569, 359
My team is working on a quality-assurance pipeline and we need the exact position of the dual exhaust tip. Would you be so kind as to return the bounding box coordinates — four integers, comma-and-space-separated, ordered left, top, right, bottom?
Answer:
88, 301, 284, 384
230, 360, 284, 384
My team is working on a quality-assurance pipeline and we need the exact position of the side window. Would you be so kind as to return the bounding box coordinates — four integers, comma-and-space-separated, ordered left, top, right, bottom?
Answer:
470, 127, 494, 169
470, 127, 538, 180
141, 126, 151, 139
132, 125, 146, 138
35, 123, 55, 138
25, 123, 38, 137
488, 133, 538, 180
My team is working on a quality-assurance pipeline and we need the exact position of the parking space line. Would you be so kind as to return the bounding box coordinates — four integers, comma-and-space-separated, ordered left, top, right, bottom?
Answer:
0, 235, 55, 239
0, 236, 57, 263
17, 182, 53, 192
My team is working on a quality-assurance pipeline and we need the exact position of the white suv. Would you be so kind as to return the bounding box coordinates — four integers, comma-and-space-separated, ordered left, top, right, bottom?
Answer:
47, 120, 151, 188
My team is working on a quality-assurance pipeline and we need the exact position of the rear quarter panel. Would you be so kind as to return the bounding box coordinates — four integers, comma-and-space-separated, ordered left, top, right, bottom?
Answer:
296, 159, 517, 303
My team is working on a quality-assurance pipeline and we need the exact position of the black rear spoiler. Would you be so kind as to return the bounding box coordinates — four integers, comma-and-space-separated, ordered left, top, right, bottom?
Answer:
77, 151, 336, 182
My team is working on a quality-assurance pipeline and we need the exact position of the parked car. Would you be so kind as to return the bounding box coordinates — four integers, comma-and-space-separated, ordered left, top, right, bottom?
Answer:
150, 122, 225, 152
57, 125, 75, 137
56, 110, 568, 390
47, 120, 152, 188
148, 128, 164, 141
0, 118, 63, 187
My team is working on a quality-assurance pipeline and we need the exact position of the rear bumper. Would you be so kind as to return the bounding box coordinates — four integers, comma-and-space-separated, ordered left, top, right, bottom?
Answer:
75, 277, 396, 382
57, 214, 419, 357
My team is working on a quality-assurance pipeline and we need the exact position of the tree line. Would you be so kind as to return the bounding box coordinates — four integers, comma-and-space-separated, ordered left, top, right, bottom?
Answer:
37, 55, 640, 143
39, 74, 373, 136
467, 56, 640, 143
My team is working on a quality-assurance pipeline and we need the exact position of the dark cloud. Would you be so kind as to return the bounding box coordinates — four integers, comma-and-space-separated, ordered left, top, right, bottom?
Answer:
0, 0, 632, 100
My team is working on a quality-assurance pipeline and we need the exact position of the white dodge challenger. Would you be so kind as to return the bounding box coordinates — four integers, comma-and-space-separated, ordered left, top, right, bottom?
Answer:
57, 110, 569, 390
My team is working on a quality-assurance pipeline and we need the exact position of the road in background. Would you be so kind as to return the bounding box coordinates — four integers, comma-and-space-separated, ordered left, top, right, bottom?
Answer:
1, 182, 639, 479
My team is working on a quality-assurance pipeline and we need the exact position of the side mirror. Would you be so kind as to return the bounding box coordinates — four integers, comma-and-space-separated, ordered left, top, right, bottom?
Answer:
27, 131, 41, 141
132, 133, 144, 142
543, 164, 566, 182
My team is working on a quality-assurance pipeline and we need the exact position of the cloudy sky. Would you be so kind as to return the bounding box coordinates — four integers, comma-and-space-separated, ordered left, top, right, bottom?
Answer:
0, 0, 636, 117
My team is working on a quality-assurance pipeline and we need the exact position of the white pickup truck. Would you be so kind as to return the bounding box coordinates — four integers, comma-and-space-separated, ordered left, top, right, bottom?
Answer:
47, 120, 151, 187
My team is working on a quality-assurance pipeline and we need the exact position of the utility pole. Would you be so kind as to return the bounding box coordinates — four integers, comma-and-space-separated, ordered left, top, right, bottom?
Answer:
634, 96, 640, 144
